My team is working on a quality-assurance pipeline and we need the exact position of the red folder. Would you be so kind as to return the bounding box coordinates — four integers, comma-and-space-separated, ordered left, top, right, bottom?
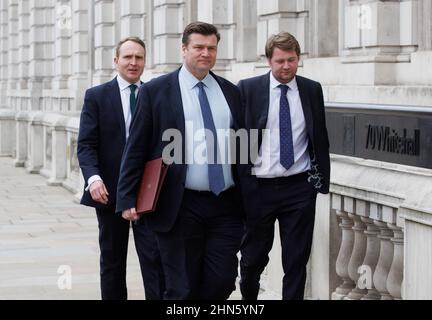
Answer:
136, 158, 169, 214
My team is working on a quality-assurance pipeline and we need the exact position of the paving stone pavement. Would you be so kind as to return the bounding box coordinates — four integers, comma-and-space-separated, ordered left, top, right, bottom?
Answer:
0, 157, 250, 300
0, 157, 147, 300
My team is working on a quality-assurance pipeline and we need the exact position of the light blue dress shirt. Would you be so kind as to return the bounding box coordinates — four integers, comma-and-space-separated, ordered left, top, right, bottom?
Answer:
178, 65, 235, 191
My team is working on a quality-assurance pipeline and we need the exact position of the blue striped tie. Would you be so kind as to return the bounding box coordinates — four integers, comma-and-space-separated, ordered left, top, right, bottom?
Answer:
278, 84, 295, 169
196, 82, 225, 195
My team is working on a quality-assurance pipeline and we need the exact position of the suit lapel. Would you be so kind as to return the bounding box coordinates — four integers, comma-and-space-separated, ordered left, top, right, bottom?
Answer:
297, 76, 314, 145
251, 72, 270, 131
107, 78, 126, 137
168, 69, 186, 137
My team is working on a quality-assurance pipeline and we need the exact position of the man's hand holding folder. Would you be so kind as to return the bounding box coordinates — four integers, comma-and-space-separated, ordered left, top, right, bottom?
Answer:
121, 158, 169, 222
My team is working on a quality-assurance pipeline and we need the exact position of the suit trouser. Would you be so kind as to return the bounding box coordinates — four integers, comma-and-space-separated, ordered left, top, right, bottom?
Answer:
156, 188, 243, 300
96, 207, 165, 300
240, 172, 317, 300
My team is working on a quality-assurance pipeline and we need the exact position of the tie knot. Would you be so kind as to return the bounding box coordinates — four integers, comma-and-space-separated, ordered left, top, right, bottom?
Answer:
196, 82, 205, 89
278, 84, 289, 95
129, 84, 137, 93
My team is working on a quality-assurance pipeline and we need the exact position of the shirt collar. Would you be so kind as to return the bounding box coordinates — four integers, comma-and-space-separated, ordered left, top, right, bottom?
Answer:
117, 74, 141, 91
180, 65, 213, 90
269, 72, 298, 91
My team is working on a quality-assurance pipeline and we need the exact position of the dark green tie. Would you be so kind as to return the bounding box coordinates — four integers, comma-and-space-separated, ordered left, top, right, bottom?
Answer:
129, 84, 137, 116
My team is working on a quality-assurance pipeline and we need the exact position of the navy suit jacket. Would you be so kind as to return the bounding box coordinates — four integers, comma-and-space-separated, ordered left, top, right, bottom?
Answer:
77, 77, 128, 209
116, 68, 245, 233
237, 72, 330, 205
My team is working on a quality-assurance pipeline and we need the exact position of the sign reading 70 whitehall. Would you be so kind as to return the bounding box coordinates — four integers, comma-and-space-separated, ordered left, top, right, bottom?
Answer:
326, 103, 432, 169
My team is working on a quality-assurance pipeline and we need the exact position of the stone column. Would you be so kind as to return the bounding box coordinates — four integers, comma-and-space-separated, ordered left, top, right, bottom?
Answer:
235, 0, 257, 63
257, 0, 309, 59
28, 0, 47, 111
17, 0, 30, 108
14, 111, 28, 167
371, 204, 394, 300
52, 0, 72, 112
417, 0, 431, 51
341, 0, 418, 85
26, 112, 44, 173
0, 0, 8, 108
360, 213, 381, 300
197, 0, 236, 72
70, 0, 90, 111
118, 0, 145, 40
93, 0, 116, 84
152, 0, 185, 73
345, 199, 367, 300
7, 0, 19, 110
331, 194, 355, 300
0, 109, 16, 156
309, 0, 339, 57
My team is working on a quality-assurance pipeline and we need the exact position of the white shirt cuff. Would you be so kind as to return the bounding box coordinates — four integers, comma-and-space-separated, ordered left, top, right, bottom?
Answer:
85, 175, 102, 191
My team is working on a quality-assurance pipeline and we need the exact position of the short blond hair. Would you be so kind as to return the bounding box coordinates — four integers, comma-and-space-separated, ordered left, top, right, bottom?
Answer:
265, 32, 301, 59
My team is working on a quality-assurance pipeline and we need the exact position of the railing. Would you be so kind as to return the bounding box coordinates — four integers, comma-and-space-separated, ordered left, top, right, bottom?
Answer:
330, 187, 404, 300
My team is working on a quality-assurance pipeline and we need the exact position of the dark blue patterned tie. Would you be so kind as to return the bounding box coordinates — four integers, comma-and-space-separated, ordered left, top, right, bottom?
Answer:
278, 84, 295, 169
129, 84, 137, 116
196, 82, 225, 195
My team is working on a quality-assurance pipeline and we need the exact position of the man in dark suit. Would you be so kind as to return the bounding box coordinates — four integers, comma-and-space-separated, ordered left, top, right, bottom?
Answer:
77, 37, 164, 300
116, 22, 244, 300
238, 32, 330, 300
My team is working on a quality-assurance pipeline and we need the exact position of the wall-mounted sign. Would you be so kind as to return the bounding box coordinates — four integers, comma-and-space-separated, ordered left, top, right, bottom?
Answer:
325, 103, 432, 169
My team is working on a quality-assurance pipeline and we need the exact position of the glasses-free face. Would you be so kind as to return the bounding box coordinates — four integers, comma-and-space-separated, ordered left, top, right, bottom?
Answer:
182, 33, 218, 80
114, 40, 145, 84
268, 48, 299, 84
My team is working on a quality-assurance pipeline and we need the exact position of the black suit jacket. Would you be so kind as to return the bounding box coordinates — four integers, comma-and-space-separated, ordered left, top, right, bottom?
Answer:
116, 68, 245, 232
237, 72, 330, 198
77, 77, 129, 209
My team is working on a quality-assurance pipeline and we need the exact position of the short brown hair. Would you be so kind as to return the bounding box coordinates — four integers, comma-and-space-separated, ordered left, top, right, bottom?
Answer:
182, 21, 221, 45
265, 32, 301, 59
116, 37, 146, 57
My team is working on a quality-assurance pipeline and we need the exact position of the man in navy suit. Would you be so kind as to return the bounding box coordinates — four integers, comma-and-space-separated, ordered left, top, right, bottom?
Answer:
116, 22, 244, 300
238, 32, 330, 300
77, 37, 164, 300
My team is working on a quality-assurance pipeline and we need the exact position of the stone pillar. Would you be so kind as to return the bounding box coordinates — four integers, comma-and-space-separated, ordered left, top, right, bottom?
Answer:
41, 0, 56, 111
93, 0, 116, 84
0, 1, 8, 108
417, 0, 432, 51
26, 112, 44, 173
48, 117, 68, 185
387, 223, 404, 300
7, 0, 19, 110
28, 0, 47, 111
309, 0, 339, 57
118, 0, 145, 40
341, 0, 418, 85
152, 0, 185, 73
235, 0, 257, 62
345, 199, 367, 300
70, 0, 90, 111
197, 0, 236, 71
372, 204, 394, 300
17, 0, 30, 111
331, 194, 355, 300
14, 111, 28, 167
52, 0, 72, 112
360, 214, 381, 300
257, 0, 309, 59
0, 109, 16, 156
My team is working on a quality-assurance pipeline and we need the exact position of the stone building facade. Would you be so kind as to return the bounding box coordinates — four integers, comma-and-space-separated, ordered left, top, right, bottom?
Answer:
0, 0, 431, 299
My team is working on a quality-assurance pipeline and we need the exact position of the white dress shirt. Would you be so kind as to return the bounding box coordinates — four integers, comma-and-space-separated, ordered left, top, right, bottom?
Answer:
253, 72, 311, 178
86, 75, 140, 190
